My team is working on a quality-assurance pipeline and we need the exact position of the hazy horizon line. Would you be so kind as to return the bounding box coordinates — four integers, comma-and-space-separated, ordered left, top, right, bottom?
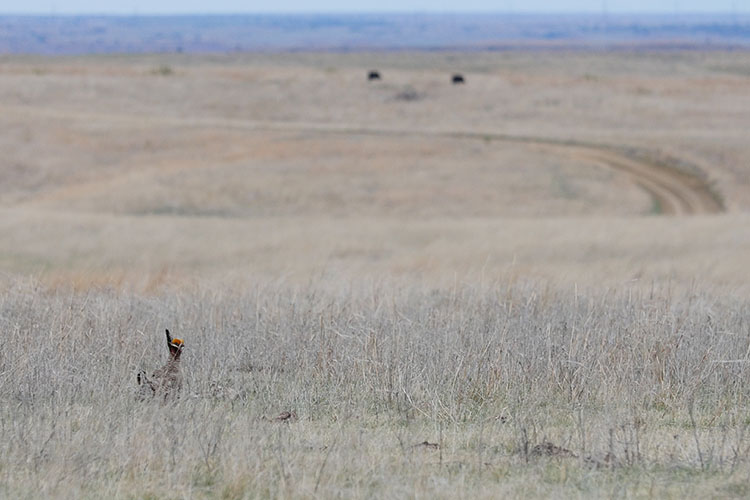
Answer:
1, 10, 747, 16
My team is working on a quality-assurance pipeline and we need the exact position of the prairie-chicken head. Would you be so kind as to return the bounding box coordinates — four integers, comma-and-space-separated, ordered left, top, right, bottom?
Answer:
165, 329, 184, 359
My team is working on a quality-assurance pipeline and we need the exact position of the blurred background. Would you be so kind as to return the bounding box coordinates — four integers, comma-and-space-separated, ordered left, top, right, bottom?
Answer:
0, 1, 749, 291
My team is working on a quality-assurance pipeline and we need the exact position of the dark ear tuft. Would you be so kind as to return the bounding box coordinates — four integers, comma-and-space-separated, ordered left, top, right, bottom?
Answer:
165, 329, 172, 343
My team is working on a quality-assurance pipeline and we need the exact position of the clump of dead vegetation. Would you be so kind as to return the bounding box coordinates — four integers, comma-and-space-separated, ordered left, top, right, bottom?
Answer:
0, 278, 748, 498
393, 85, 424, 102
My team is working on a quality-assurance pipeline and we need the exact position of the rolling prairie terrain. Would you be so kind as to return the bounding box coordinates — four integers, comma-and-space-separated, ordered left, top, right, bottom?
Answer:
1, 49, 750, 499
1, 51, 749, 288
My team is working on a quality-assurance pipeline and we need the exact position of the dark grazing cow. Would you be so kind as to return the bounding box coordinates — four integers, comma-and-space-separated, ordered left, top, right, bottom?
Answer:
452, 74, 465, 84
368, 70, 381, 81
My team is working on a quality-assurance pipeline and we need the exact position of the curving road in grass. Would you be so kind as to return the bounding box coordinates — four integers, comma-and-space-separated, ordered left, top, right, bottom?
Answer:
1, 104, 726, 215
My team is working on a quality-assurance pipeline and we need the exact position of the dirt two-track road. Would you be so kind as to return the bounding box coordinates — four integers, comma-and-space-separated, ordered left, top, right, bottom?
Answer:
227, 120, 725, 216
4, 101, 720, 215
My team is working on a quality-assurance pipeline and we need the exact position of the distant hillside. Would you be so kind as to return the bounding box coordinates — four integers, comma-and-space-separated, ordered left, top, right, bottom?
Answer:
1, 13, 749, 53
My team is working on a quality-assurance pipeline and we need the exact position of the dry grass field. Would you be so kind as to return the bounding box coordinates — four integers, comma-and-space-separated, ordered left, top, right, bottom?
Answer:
1, 50, 750, 498
3, 282, 750, 498
1, 51, 750, 288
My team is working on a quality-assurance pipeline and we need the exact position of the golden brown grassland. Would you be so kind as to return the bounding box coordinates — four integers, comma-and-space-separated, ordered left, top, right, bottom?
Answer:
1, 51, 750, 287
1, 51, 750, 498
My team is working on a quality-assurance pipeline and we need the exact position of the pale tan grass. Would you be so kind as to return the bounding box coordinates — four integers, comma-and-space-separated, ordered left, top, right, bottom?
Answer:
0, 208, 748, 291
1, 50, 749, 498
1, 280, 749, 498
0, 51, 748, 292
2, 51, 750, 211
